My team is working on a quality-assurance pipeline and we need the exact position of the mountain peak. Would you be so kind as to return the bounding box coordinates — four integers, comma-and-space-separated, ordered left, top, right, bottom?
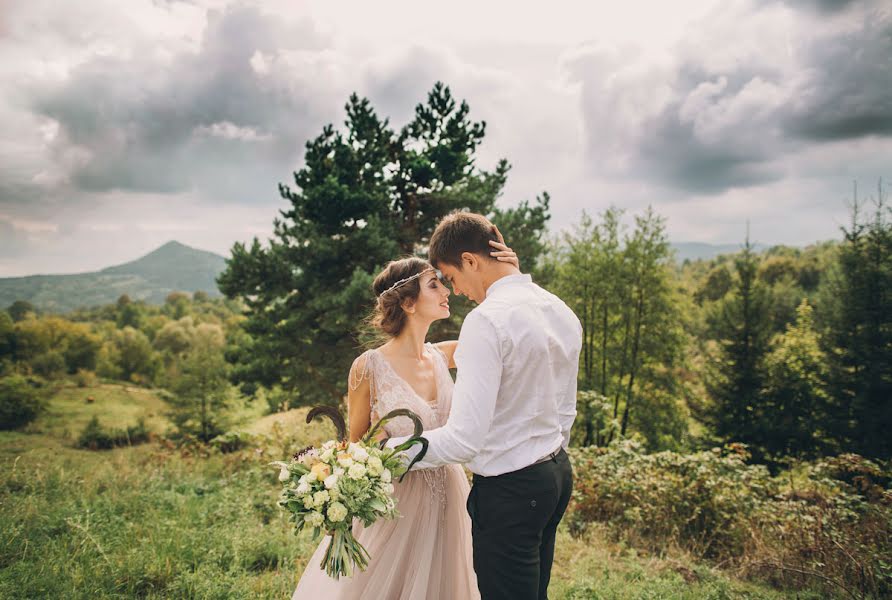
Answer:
0, 240, 227, 313
101, 240, 225, 276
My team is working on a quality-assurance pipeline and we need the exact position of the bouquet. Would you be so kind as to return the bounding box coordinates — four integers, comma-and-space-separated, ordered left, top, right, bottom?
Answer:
271, 407, 428, 579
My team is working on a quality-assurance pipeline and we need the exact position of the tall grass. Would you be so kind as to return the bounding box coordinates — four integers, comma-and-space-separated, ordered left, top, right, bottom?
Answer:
0, 442, 316, 598
0, 384, 865, 599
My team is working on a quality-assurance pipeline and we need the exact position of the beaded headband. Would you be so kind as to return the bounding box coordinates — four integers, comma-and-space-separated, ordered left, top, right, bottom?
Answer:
377, 267, 440, 297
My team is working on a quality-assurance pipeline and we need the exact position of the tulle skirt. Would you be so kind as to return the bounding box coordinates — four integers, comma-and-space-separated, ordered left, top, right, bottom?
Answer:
291, 464, 479, 600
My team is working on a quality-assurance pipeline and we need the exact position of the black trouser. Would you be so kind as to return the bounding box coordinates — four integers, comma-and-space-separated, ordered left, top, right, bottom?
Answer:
466, 448, 573, 600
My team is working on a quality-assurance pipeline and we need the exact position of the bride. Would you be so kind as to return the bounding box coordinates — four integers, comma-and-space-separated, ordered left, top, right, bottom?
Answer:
291, 241, 518, 600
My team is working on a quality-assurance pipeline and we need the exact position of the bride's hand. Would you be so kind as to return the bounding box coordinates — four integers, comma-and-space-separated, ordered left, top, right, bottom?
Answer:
489, 239, 520, 269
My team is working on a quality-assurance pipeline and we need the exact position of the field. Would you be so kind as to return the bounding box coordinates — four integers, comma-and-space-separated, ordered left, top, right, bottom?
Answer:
0, 384, 839, 599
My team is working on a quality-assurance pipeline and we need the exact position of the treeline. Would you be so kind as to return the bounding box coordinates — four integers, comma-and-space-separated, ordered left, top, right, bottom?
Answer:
546, 187, 890, 465
3, 82, 889, 469
211, 82, 890, 466
0, 291, 246, 441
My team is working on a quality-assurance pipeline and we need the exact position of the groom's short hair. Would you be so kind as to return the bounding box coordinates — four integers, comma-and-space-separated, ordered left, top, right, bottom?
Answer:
428, 212, 499, 269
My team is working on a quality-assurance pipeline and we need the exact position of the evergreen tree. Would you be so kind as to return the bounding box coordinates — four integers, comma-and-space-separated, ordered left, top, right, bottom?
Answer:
705, 233, 773, 454
218, 83, 549, 404
822, 182, 892, 459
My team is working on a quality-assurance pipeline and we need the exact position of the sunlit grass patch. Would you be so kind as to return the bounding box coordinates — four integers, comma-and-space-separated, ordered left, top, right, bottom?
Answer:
25, 382, 170, 439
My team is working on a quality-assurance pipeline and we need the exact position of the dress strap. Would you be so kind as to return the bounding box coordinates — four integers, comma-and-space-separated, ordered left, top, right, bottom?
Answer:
349, 349, 380, 408
426, 342, 449, 367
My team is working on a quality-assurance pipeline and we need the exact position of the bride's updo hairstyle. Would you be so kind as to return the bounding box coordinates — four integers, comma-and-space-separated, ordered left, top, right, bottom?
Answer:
369, 257, 433, 337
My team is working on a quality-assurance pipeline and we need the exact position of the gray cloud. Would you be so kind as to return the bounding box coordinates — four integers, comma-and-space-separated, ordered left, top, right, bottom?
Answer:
567, 1, 892, 194
784, 17, 892, 140
0, 219, 30, 259
29, 4, 334, 201
777, 0, 863, 14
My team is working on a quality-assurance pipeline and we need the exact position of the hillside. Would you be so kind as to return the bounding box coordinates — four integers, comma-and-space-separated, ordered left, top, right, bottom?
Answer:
0, 241, 227, 313
671, 241, 771, 262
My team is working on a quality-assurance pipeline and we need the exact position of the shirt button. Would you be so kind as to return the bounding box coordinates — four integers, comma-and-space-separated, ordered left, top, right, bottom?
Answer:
530, 500, 537, 508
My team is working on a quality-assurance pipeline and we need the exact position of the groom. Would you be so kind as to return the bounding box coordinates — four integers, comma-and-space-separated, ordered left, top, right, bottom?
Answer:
392, 212, 583, 600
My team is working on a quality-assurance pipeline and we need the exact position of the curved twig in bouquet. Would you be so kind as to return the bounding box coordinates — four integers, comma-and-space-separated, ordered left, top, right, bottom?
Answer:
305, 406, 428, 482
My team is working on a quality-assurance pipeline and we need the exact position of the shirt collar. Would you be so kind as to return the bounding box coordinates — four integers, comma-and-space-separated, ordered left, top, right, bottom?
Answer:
485, 273, 532, 298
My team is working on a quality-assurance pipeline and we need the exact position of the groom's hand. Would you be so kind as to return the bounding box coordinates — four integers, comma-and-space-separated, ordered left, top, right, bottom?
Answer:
489, 239, 520, 269
385, 435, 423, 469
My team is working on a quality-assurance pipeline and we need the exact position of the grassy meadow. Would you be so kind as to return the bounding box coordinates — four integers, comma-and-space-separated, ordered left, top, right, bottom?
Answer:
0, 382, 851, 600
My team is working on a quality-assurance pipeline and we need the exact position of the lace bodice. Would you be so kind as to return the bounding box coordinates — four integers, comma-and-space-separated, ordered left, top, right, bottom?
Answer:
350, 343, 456, 515
351, 342, 454, 437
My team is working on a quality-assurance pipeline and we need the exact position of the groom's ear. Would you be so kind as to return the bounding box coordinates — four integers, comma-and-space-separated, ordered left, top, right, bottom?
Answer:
461, 252, 480, 271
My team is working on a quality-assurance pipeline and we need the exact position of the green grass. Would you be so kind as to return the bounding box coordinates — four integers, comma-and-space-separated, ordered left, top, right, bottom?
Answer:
0, 384, 821, 599
24, 382, 171, 439
549, 527, 815, 600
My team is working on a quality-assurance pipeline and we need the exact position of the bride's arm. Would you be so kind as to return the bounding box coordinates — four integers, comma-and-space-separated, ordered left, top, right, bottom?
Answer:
434, 340, 458, 369
347, 354, 372, 443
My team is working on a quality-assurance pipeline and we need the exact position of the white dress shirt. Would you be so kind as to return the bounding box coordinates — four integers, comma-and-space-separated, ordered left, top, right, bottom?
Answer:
393, 273, 582, 477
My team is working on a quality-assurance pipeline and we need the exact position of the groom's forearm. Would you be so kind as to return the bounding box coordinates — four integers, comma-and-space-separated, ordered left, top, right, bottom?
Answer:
386, 310, 501, 471
386, 425, 479, 470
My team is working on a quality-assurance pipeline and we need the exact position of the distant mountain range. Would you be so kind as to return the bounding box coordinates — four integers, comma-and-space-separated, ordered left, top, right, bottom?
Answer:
0, 240, 776, 313
670, 242, 770, 262
0, 241, 227, 313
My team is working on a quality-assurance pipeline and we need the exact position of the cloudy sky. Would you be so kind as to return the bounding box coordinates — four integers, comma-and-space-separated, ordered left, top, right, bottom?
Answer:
1, 0, 890, 276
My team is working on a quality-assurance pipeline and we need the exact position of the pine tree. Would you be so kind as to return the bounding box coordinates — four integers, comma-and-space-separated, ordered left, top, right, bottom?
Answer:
822, 182, 892, 459
218, 83, 550, 405
706, 233, 773, 455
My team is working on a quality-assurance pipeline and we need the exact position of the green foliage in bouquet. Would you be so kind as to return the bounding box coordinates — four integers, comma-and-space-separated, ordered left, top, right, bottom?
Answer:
271, 405, 428, 579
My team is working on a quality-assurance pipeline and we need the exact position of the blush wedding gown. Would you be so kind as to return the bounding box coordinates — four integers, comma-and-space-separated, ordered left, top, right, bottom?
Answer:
291, 342, 479, 600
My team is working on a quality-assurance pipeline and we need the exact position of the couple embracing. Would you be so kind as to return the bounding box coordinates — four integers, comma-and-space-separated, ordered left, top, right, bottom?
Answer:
293, 212, 583, 600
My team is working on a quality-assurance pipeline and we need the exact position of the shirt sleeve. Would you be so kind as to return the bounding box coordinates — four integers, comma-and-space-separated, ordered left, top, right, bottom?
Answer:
390, 309, 503, 469
558, 358, 578, 450
558, 317, 583, 449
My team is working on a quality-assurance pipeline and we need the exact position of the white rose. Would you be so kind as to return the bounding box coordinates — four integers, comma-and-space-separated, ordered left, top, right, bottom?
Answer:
296, 481, 311, 494
305, 470, 318, 483
312, 490, 330, 508
366, 456, 383, 476
349, 443, 369, 463
380, 469, 392, 483
337, 453, 354, 468
324, 474, 339, 489
334, 467, 345, 476
320, 448, 334, 462
278, 466, 290, 482
327, 501, 348, 523
348, 463, 367, 480
304, 511, 324, 527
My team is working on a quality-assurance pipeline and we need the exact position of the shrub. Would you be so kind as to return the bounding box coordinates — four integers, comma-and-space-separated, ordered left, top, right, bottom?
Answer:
261, 385, 292, 414
568, 440, 776, 557
31, 351, 67, 379
209, 430, 256, 454
73, 369, 98, 388
0, 374, 46, 430
567, 440, 892, 598
76, 416, 150, 450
